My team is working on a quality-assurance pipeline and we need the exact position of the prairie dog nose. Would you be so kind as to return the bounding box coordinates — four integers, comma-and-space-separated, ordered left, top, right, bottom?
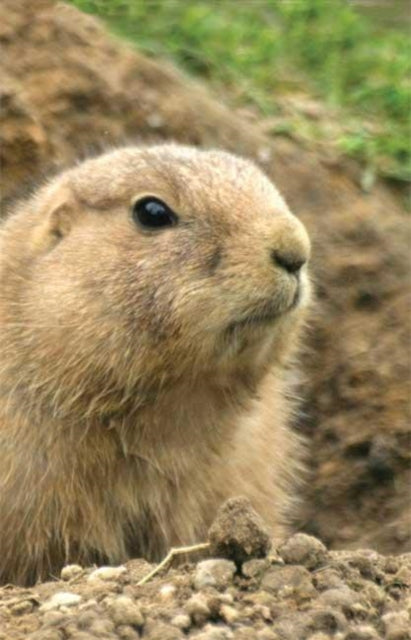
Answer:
269, 215, 310, 275
272, 250, 306, 274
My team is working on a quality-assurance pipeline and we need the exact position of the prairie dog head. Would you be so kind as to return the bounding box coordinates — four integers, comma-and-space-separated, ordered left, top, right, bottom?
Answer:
1, 145, 310, 411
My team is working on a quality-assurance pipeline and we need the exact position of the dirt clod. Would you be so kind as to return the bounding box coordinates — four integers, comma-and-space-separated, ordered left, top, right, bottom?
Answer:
381, 611, 411, 640
40, 592, 82, 611
170, 613, 191, 630
278, 533, 328, 570
261, 565, 317, 600
87, 566, 127, 583
208, 496, 272, 566
107, 596, 144, 627
60, 565, 83, 581
185, 593, 211, 626
194, 559, 236, 591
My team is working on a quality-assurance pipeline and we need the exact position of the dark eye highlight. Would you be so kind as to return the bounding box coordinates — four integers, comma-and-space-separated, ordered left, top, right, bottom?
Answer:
132, 197, 178, 230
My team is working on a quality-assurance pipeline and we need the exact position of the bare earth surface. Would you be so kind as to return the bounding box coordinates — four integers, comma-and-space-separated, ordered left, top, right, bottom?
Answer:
0, 499, 410, 640
0, 0, 410, 636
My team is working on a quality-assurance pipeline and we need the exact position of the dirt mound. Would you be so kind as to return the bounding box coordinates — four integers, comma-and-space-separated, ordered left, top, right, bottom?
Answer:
1, 0, 410, 556
1, 497, 410, 639
1, 533, 410, 639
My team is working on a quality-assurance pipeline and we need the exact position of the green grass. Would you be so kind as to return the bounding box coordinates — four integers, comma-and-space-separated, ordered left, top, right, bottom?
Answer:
68, 0, 411, 183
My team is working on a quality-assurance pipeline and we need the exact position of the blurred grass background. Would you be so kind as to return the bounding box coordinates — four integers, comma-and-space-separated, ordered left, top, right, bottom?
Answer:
68, 0, 410, 185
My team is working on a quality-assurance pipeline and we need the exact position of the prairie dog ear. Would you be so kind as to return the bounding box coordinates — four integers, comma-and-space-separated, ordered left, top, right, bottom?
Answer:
32, 182, 79, 253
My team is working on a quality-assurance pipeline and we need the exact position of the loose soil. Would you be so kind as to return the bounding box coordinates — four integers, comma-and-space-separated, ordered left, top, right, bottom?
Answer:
0, 500, 410, 639
0, 0, 410, 636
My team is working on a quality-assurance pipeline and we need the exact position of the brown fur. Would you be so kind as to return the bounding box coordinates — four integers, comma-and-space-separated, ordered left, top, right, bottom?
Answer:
0, 144, 311, 585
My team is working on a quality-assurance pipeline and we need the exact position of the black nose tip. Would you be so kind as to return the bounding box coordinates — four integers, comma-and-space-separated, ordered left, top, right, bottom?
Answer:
272, 250, 306, 274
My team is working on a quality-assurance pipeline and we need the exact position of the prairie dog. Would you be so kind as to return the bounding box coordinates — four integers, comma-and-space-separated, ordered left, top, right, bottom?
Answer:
0, 145, 311, 585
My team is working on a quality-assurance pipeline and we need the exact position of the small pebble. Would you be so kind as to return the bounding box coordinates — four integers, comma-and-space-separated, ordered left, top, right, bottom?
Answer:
278, 533, 328, 570
159, 583, 176, 599
261, 565, 317, 600
60, 564, 83, 581
256, 629, 280, 640
108, 595, 144, 627
318, 586, 361, 611
116, 625, 140, 640
343, 625, 382, 640
143, 620, 184, 639
29, 630, 64, 640
40, 592, 82, 611
307, 607, 347, 633
10, 599, 34, 615
89, 618, 116, 634
381, 610, 410, 640
194, 624, 234, 639
125, 558, 153, 583
185, 593, 211, 625
220, 603, 239, 624
242, 558, 271, 578
42, 611, 68, 627
194, 559, 236, 590
346, 550, 380, 581
87, 565, 127, 582
171, 613, 191, 630
314, 568, 345, 591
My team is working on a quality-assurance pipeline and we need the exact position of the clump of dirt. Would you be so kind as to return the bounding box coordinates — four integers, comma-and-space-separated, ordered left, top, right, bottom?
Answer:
208, 497, 272, 567
0, 0, 410, 558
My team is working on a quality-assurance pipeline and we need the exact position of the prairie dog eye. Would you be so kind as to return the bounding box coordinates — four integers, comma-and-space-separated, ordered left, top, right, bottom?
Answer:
132, 196, 178, 230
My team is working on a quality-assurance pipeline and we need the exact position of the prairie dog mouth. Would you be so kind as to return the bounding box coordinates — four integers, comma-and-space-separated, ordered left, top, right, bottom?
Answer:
227, 286, 301, 334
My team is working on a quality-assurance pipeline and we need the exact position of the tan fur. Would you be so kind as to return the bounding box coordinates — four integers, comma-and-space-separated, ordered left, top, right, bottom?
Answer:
0, 144, 311, 585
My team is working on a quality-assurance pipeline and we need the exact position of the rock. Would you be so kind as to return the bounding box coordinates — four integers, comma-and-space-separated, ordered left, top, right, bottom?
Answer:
306, 607, 347, 633
362, 582, 385, 607
278, 534, 328, 570
194, 559, 236, 590
208, 496, 271, 566
159, 583, 177, 599
343, 626, 382, 640
348, 602, 371, 623
307, 633, 335, 640
318, 586, 361, 612
10, 599, 35, 615
41, 611, 68, 627
261, 565, 317, 600
194, 624, 234, 639
125, 558, 154, 583
87, 565, 127, 582
381, 611, 410, 640
220, 603, 239, 624
29, 630, 65, 640
116, 625, 140, 640
40, 592, 82, 611
345, 550, 381, 581
144, 621, 184, 639
393, 565, 411, 588
107, 595, 144, 627
60, 564, 83, 581
242, 558, 271, 579
185, 594, 211, 625
271, 613, 312, 640
256, 630, 280, 640
87, 617, 116, 634
313, 568, 345, 591
171, 614, 191, 630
